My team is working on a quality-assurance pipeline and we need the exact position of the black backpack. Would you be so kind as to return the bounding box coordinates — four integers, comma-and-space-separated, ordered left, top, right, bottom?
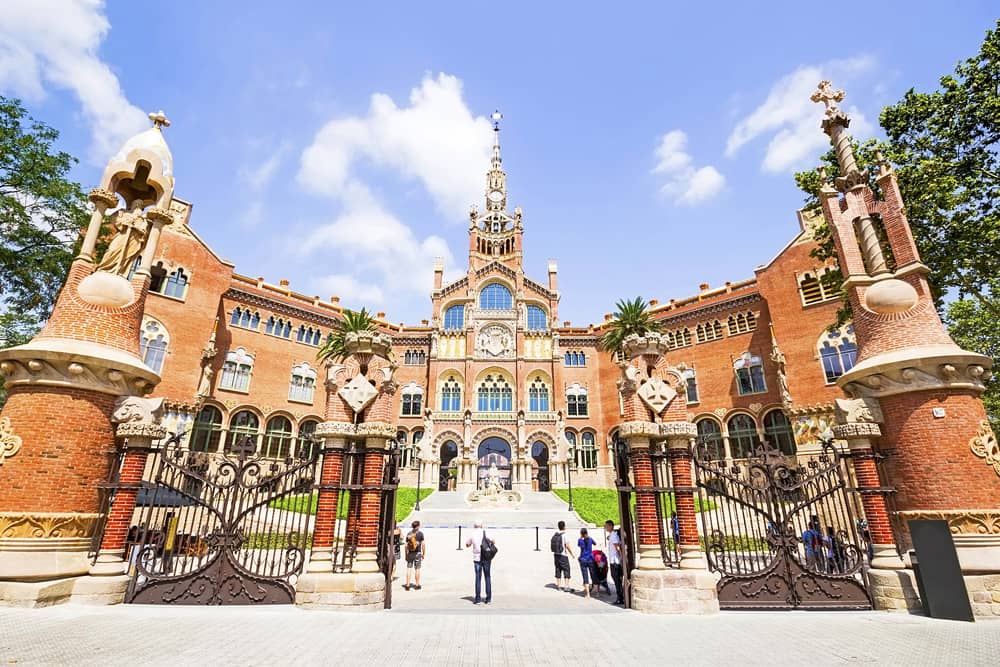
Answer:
481, 533, 497, 562
550, 531, 563, 554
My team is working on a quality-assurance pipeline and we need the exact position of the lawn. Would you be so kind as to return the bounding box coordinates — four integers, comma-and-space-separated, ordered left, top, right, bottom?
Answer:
269, 487, 434, 523
552, 488, 715, 527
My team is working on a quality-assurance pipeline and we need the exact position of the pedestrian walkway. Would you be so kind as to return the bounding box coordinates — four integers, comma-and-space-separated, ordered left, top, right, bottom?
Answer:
404, 490, 588, 529
1, 602, 997, 665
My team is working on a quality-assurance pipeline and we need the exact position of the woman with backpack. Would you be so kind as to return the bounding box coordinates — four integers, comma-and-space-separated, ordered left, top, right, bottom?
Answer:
577, 527, 598, 598
403, 520, 425, 591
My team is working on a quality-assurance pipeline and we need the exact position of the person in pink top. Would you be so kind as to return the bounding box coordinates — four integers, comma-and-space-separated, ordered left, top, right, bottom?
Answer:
465, 518, 495, 604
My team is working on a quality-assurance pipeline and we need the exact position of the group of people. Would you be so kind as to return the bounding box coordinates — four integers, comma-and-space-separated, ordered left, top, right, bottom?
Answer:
393, 518, 497, 604
551, 520, 625, 605
801, 517, 850, 573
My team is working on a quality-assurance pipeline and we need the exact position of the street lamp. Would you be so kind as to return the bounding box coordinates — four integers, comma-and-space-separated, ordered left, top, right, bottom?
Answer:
414, 435, 423, 512
566, 446, 575, 512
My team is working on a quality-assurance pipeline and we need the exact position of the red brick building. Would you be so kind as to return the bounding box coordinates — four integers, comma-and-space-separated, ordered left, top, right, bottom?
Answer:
140, 127, 853, 491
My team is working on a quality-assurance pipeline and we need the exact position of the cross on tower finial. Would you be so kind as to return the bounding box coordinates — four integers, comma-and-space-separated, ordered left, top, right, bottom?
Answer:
148, 110, 171, 130
491, 110, 503, 131
810, 80, 845, 115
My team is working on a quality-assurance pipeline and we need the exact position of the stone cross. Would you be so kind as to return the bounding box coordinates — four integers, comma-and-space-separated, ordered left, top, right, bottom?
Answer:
148, 110, 171, 129
810, 80, 845, 114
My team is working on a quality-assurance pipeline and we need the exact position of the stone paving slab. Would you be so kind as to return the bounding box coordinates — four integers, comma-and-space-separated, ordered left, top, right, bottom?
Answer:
0, 603, 997, 666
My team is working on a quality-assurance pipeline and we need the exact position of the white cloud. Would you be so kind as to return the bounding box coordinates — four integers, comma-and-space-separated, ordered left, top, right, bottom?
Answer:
298, 73, 490, 316
652, 130, 726, 205
237, 144, 289, 227
299, 72, 494, 220
726, 56, 876, 173
0, 0, 147, 162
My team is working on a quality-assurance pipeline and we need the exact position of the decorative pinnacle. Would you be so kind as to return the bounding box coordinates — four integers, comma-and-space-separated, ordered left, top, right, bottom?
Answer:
810, 80, 845, 116
491, 109, 503, 131
148, 111, 171, 130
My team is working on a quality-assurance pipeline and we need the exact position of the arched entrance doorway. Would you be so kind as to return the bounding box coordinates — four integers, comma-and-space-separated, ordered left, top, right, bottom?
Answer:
477, 437, 512, 490
439, 440, 458, 491
531, 441, 550, 491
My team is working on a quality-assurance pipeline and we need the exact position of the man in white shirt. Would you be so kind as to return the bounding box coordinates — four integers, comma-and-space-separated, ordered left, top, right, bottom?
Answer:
465, 518, 495, 604
605, 520, 624, 605
553, 520, 575, 592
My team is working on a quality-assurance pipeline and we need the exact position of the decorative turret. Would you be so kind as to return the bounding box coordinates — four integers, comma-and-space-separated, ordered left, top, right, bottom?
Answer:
468, 110, 523, 271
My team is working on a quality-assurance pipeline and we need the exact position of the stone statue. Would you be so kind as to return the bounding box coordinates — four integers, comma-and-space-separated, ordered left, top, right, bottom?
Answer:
112, 396, 165, 425
770, 335, 792, 406
834, 397, 884, 425
487, 463, 501, 495
196, 365, 214, 398
555, 411, 570, 461
96, 200, 149, 275
418, 411, 434, 461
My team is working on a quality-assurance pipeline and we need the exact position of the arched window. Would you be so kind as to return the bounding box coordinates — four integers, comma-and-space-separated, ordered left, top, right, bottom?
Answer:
229, 410, 260, 453
727, 312, 758, 336
799, 269, 841, 305
296, 324, 306, 342
161, 267, 188, 299
479, 283, 513, 310
477, 374, 513, 412
139, 318, 169, 373
528, 376, 550, 412
566, 383, 588, 417
220, 348, 254, 392
578, 431, 597, 469
818, 325, 857, 383
288, 362, 317, 403
296, 419, 319, 460
682, 367, 698, 403
263, 416, 293, 459
266, 317, 276, 335
696, 320, 724, 343
440, 375, 462, 411
190, 405, 223, 453
696, 419, 724, 460
734, 352, 766, 395
564, 351, 585, 367
565, 430, 577, 466
727, 414, 760, 459
231, 307, 243, 326
401, 382, 424, 416
312, 329, 322, 346
526, 305, 547, 331
408, 430, 424, 469
763, 410, 796, 456
443, 305, 465, 330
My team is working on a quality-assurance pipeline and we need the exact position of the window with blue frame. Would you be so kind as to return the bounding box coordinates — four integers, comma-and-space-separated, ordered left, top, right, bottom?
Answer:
477, 374, 513, 412
440, 375, 462, 411
162, 268, 188, 299
479, 283, 513, 310
526, 305, 547, 330
818, 326, 857, 383
443, 305, 465, 330
734, 352, 766, 395
564, 351, 586, 366
528, 377, 550, 412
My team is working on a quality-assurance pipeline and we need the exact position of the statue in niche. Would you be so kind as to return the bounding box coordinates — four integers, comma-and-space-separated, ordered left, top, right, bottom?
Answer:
96, 200, 149, 275
555, 411, 570, 461
770, 338, 792, 407
487, 463, 502, 495
418, 411, 434, 461
196, 365, 214, 399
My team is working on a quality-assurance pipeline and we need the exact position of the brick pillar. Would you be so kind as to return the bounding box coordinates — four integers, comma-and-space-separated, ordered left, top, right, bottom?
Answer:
351, 435, 388, 574
665, 428, 703, 569
628, 433, 664, 570
305, 434, 345, 574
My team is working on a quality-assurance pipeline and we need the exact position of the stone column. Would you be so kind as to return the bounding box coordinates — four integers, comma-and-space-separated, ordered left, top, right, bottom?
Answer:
352, 429, 392, 575
304, 431, 347, 575
663, 423, 703, 570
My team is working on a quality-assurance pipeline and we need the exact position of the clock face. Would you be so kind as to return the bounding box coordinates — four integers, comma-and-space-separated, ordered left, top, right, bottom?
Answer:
488, 190, 504, 203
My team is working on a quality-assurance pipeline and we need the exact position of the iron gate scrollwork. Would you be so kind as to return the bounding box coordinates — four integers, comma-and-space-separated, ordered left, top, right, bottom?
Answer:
692, 438, 872, 610
611, 438, 636, 609
125, 432, 320, 605
377, 442, 401, 610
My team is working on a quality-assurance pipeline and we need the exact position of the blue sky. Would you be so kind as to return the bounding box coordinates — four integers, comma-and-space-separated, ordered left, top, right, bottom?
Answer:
2, 1, 996, 324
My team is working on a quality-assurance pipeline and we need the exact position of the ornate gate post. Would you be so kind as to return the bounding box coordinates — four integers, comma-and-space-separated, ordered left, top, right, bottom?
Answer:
296, 332, 396, 610
813, 82, 1000, 616
617, 333, 719, 614
0, 114, 173, 607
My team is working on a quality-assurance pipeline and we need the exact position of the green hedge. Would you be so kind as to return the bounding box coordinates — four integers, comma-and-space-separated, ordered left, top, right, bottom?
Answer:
269, 487, 434, 523
552, 488, 715, 526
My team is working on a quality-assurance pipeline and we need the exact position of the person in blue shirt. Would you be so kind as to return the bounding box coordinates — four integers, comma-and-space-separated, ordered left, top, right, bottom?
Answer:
577, 527, 597, 598
801, 516, 823, 570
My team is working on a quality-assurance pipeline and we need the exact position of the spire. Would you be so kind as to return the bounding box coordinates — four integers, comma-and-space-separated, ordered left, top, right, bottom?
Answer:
485, 110, 506, 211
811, 80, 867, 191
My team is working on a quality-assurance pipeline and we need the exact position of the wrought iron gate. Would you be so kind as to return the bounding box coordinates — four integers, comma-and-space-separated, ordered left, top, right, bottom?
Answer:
612, 441, 637, 609
124, 432, 320, 605
377, 443, 401, 609
692, 439, 872, 610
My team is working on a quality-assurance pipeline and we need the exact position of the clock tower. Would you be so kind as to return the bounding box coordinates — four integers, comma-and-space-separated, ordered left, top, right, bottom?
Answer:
468, 111, 523, 272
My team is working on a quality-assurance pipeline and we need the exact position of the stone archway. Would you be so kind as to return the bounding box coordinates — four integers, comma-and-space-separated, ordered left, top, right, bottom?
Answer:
531, 441, 550, 491
477, 437, 512, 490
439, 440, 459, 491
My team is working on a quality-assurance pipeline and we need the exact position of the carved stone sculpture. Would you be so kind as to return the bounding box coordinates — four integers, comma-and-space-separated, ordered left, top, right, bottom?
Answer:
112, 396, 165, 424
637, 377, 676, 415
96, 200, 149, 275
196, 365, 214, 399
833, 397, 883, 425
0, 417, 23, 466
338, 375, 378, 413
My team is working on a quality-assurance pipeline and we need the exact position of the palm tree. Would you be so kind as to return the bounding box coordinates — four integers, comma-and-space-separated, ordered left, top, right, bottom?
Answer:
597, 297, 662, 355
317, 307, 376, 364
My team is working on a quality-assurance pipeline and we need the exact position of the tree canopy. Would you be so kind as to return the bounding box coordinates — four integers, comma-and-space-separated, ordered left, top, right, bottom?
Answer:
597, 297, 662, 355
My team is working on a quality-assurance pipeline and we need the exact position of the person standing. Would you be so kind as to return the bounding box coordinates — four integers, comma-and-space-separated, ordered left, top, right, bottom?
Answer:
552, 520, 575, 592
802, 516, 822, 571
391, 525, 402, 579
465, 518, 495, 604
403, 520, 425, 591
604, 520, 624, 605
577, 527, 597, 598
